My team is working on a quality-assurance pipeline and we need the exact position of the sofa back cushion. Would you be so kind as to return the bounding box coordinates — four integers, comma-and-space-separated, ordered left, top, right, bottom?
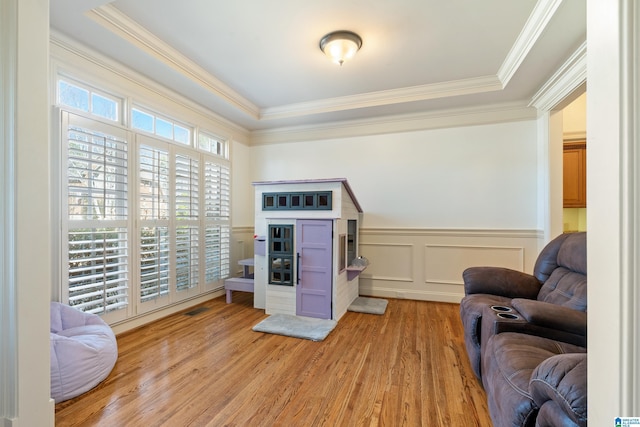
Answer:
536, 232, 587, 310
533, 233, 571, 282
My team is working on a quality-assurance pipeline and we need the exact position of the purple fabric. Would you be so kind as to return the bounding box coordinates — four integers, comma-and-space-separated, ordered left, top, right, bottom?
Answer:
50, 302, 118, 403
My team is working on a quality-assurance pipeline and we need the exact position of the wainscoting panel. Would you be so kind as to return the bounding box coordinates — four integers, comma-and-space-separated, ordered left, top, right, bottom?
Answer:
358, 228, 542, 303
424, 244, 524, 285
358, 242, 414, 282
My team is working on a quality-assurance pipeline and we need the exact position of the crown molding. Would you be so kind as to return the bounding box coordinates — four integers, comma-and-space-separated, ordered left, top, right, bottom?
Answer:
529, 41, 587, 113
83, 1, 567, 129
84, 4, 542, 125
497, 0, 564, 87
260, 75, 502, 120
264, 0, 560, 121
250, 101, 537, 145
87, 4, 261, 120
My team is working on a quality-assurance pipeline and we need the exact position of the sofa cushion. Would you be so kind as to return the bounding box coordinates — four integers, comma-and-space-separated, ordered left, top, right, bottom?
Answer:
535, 400, 581, 427
530, 353, 587, 427
531, 233, 573, 282
536, 233, 587, 309
482, 333, 586, 427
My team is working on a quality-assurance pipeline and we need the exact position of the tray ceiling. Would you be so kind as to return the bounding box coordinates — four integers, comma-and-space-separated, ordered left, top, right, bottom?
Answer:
50, 0, 586, 132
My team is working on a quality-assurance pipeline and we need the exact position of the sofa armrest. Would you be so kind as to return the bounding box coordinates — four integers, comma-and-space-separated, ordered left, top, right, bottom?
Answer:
530, 353, 587, 427
511, 299, 587, 336
462, 266, 541, 298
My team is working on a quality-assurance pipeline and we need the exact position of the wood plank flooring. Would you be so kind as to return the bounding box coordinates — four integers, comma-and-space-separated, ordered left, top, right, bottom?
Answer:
55, 293, 491, 426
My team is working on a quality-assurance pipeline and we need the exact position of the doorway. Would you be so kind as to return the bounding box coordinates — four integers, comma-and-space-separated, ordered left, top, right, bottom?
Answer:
562, 92, 587, 233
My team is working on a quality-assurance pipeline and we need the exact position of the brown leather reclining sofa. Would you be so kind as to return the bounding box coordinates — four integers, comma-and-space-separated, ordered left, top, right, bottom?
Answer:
460, 232, 587, 427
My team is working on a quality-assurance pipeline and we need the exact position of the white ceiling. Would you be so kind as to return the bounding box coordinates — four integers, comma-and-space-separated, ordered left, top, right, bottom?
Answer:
49, 0, 586, 133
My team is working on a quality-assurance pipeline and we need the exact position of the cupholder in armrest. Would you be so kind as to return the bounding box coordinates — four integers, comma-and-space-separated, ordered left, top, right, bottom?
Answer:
490, 305, 513, 313
496, 312, 520, 320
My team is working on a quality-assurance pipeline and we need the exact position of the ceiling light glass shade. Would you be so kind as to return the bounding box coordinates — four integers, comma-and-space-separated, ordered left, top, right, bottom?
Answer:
319, 31, 362, 66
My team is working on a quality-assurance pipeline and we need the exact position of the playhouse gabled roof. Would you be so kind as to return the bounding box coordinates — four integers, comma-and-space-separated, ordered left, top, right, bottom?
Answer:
252, 178, 363, 213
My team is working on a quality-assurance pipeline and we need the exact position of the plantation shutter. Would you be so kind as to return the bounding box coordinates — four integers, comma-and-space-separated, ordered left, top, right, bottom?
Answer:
175, 153, 199, 291
139, 143, 170, 303
59, 110, 232, 323
204, 161, 231, 283
64, 113, 129, 316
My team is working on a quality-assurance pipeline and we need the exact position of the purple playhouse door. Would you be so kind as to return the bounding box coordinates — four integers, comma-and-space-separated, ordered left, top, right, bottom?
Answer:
296, 219, 333, 319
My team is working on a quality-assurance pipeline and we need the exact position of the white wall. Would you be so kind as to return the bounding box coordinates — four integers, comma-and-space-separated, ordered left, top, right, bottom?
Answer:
248, 120, 539, 229
231, 139, 255, 227
230, 139, 256, 276
246, 120, 542, 302
563, 92, 587, 138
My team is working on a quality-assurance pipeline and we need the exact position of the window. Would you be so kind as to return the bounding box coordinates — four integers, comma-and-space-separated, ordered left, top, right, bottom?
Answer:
58, 79, 120, 122
139, 143, 170, 303
203, 160, 231, 282
269, 225, 294, 286
63, 115, 129, 318
199, 132, 227, 157
347, 220, 358, 266
56, 72, 232, 323
175, 152, 200, 291
132, 107, 191, 145
60, 107, 231, 323
262, 191, 332, 210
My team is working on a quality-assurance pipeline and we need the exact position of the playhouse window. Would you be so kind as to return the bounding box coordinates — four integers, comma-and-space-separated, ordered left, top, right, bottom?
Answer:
262, 191, 332, 210
269, 225, 294, 286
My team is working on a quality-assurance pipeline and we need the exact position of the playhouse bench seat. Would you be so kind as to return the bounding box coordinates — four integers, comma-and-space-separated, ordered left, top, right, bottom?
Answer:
224, 277, 254, 303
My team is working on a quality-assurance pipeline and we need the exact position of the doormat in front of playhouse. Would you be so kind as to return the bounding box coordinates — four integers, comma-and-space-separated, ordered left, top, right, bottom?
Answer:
348, 297, 389, 315
252, 314, 337, 342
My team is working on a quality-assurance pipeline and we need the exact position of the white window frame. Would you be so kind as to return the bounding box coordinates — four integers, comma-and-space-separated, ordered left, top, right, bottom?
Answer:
131, 105, 192, 146
57, 77, 122, 123
137, 135, 172, 314
60, 111, 133, 324
56, 88, 232, 324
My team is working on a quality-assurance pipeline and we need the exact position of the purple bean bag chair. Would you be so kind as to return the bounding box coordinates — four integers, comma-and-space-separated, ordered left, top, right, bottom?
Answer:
50, 302, 118, 403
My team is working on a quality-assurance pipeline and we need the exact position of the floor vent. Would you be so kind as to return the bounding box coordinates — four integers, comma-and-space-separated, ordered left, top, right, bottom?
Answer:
184, 307, 210, 316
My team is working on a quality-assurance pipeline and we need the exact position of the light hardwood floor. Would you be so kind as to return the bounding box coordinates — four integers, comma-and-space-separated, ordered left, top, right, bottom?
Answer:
55, 293, 492, 426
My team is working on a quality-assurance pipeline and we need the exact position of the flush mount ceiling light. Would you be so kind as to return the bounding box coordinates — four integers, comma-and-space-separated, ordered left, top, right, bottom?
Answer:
319, 30, 362, 66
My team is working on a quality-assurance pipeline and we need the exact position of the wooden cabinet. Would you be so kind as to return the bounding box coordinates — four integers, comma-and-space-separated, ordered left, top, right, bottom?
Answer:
563, 141, 586, 208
